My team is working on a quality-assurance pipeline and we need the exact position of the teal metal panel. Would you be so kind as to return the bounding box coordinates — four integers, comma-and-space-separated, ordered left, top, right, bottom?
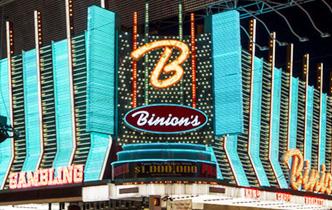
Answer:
289, 77, 299, 150
84, 132, 111, 181
319, 93, 327, 166
86, 6, 115, 134
52, 39, 74, 168
0, 59, 12, 188
208, 146, 223, 179
22, 49, 42, 171
305, 86, 314, 162
84, 5, 116, 181
225, 135, 249, 186
249, 57, 270, 186
211, 10, 243, 135
270, 68, 288, 188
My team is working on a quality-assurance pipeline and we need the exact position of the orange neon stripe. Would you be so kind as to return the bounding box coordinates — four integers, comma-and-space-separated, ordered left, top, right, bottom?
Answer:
132, 12, 138, 108
190, 13, 196, 108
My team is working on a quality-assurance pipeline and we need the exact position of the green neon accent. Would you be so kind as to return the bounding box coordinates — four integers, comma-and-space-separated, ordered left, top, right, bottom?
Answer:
144, 0, 149, 105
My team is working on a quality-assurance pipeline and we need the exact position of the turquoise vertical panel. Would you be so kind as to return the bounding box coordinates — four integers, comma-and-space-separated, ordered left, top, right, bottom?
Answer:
0, 59, 12, 188
84, 132, 111, 181
289, 77, 299, 150
225, 135, 249, 186
319, 93, 327, 166
52, 39, 74, 168
305, 86, 314, 162
211, 11, 243, 135
249, 57, 270, 186
85, 6, 115, 181
86, 6, 115, 134
270, 68, 288, 188
207, 147, 223, 179
22, 49, 42, 171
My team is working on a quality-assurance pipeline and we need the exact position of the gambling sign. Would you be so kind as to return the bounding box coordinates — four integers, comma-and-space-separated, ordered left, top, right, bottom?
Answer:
9, 164, 84, 189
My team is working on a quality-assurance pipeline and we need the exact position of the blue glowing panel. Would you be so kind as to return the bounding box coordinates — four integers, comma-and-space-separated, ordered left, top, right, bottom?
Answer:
319, 93, 327, 166
84, 132, 111, 181
225, 135, 249, 186
22, 49, 42, 171
270, 68, 288, 188
84, 6, 115, 181
249, 57, 270, 186
305, 86, 314, 162
86, 6, 115, 134
211, 10, 243, 135
0, 59, 12, 189
52, 39, 74, 168
289, 77, 299, 150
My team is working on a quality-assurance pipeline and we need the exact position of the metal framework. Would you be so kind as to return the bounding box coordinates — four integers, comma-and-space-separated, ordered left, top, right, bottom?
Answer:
206, 0, 315, 19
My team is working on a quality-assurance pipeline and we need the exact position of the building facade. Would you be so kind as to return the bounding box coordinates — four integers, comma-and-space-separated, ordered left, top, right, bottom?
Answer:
0, 1, 331, 209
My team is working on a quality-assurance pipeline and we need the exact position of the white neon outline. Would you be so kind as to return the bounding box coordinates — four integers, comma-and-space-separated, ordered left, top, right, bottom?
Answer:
268, 32, 282, 188
100, 135, 112, 180
34, 10, 44, 171
303, 54, 309, 165
223, 136, 240, 186
318, 63, 324, 168
287, 44, 294, 151
65, 0, 77, 166
247, 19, 263, 186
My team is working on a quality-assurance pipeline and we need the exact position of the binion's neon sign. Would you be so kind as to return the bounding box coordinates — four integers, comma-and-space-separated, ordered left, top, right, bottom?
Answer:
283, 149, 332, 194
130, 40, 189, 89
125, 39, 208, 134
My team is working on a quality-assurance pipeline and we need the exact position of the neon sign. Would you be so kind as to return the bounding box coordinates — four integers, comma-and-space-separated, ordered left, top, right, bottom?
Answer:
9, 164, 84, 189
283, 149, 332, 195
130, 40, 189, 89
124, 104, 208, 134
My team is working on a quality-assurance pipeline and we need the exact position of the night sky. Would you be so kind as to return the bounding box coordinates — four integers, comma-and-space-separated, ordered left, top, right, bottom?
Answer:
241, 1, 332, 91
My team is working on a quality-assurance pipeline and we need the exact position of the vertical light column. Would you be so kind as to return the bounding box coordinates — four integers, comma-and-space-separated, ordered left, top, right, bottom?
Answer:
2, 21, 14, 189
247, 19, 270, 186
132, 12, 138, 108
190, 13, 197, 108
178, 0, 183, 41
178, 0, 183, 103
268, 33, 276, 175
65, 0, 77, 165
303, 54, 313, 162
247, 19, 256, 163
286, 44, 294, 149
247, 19, 259, 184
144, 1, 149, 105
268, 32, 288, 188
317, 63, 326, 167
34, 10, 44, 169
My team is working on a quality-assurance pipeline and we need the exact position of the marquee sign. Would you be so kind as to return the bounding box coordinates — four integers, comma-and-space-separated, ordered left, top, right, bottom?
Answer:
124, 104, 208, 134
9, 164, 84, 189
113, 161, 216, 180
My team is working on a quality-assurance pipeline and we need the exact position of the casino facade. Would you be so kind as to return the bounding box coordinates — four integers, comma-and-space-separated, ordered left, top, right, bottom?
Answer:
0, 0, 331, 209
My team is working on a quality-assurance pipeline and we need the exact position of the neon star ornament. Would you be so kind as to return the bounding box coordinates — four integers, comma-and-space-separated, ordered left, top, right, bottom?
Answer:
130, 40, 190, 89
